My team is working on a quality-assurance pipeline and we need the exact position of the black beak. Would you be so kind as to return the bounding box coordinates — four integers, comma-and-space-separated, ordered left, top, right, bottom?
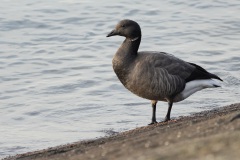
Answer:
106, 29, 118, 37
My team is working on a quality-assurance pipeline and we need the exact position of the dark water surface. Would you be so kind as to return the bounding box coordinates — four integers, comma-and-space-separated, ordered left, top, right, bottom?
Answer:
0, 0, 239, 158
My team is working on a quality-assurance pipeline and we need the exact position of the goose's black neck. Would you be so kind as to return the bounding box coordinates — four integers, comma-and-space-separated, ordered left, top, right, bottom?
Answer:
117, 36, 141, 59
112, 36, 141, 86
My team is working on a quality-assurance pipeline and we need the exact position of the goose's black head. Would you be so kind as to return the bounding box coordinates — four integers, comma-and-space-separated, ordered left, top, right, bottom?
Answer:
107, 19, 141, 41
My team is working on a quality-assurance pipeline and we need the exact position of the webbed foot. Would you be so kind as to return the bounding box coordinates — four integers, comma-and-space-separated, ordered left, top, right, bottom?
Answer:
148, 120, 158, 125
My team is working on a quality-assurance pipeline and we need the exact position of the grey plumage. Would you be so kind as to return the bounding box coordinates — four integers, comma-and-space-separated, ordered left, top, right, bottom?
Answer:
107, 19, 222, 124
123, 52, 194, 101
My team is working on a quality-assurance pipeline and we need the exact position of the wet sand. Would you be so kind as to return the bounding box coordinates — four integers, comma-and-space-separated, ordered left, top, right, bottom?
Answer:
4, 103, 240, 160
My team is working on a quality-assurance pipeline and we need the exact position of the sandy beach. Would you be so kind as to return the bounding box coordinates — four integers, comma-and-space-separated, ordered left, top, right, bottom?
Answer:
4, 103, 240, 160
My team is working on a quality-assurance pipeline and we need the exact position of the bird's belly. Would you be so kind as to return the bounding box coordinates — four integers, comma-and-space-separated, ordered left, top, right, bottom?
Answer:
124, 82, 167, 101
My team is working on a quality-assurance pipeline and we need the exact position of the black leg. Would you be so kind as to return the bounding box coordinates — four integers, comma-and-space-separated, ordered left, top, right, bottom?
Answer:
149, 101, 158, 125
164, 101, 173, 122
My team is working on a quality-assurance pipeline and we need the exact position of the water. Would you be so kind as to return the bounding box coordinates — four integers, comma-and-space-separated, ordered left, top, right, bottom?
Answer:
0, 0, 239, 158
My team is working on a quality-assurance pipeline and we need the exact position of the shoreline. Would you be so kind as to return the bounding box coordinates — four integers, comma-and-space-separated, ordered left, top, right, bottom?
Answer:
4, 103, 240, 160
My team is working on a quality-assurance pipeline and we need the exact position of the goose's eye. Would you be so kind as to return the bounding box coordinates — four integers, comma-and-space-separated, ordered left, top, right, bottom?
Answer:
121, 24, 126, 28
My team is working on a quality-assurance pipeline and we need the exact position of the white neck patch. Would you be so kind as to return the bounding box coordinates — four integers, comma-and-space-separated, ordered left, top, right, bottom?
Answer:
130, 37, 139, 42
